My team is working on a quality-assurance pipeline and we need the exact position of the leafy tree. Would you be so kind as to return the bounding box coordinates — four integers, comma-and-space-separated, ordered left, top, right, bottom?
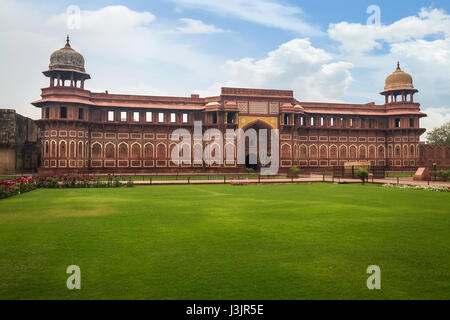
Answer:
356, 168, 369, 184
245, 167, 255, 174
426, 122, 450, 146
437, 169, 450, 182
288, 166, 301, 178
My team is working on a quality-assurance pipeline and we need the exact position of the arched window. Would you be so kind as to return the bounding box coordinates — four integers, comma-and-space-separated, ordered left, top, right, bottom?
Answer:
92, 143, 102, 159
157, 144, 167, 159
299, 145, 307, 159
69, 141, 76, 158
369, 146, 376, 158
359, 146, 366, 159
330, 145, 337, 159
281, 144, 291, 158
105, 144, 115, 159
60, 141, 67, 158
78, 141, 83, 159
118, 143, 128, 159
339, 145, 347, 159
350, 146, 357, 159
319, 145, 327, 158
131, 144, 141, 159
310, 145, 317, 158
395, 146, 401, 158
144, 143, 154, 159
51, 141, 57, 158
378, 146, 385, 158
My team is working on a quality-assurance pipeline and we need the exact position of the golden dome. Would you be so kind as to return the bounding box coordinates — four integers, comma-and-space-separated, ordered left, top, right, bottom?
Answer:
49, 36, 86, 72
384, 62, 414, 91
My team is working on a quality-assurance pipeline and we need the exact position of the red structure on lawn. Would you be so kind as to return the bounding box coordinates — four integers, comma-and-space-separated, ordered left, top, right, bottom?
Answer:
33, 37, 431, 174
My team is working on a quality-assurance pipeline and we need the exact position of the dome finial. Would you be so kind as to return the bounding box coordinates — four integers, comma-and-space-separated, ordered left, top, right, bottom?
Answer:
65, 35, 71, 48
396, 61, 401, 70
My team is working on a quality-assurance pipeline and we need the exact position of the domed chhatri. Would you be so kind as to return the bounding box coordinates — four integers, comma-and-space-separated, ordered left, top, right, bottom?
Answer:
384, 62, 415, 91
43, 36, 90, 89
381, 62, 418, 104
49, 35, 85, 72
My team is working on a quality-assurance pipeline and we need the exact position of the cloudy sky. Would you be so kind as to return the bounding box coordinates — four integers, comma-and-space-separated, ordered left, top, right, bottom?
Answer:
1, 0, 450, 135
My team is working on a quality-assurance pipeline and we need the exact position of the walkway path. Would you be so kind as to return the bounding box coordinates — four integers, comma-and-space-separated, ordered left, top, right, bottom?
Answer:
128, 175, 450, 188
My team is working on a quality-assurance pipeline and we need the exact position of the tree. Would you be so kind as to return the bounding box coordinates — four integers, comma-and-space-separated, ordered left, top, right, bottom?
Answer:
356, 168, 369, 184
426, 122, 450, 146
288, 166, 301, 178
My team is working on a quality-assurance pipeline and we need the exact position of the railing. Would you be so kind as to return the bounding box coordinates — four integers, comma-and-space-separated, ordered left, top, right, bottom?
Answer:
332, 166, 386, 179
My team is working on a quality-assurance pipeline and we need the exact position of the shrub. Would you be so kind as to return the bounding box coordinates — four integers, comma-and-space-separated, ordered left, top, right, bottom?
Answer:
245, 167, 255, 174
126, 180, 134, 188
114, 177, 122, 188
288, 166, 301, 178
437, 169, 450, 181
356, 168, 369, 184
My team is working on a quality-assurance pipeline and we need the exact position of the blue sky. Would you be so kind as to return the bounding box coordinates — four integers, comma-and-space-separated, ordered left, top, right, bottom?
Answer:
1, 0, 450, 134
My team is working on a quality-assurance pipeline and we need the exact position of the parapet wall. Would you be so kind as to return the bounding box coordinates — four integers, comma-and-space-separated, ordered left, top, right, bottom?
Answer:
418, 144, 450, 169
0, 109, 41, 174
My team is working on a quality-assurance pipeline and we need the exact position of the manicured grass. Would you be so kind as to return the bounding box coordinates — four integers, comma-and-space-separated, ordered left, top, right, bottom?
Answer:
386, 172, 415, 177
0, 183, 449, 300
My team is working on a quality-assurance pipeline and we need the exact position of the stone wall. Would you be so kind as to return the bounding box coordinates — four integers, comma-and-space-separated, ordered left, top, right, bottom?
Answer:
0, 109, 41, 174
418, 144, 450, 169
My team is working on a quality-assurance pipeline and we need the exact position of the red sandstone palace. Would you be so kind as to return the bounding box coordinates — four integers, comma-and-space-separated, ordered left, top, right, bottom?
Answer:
32, 37, 428, 174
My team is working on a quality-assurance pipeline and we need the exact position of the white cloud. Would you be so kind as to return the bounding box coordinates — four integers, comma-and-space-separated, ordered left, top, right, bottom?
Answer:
0, 2, 223, 119
46, 6, 216, 67
422, 107, 450, 133
49, 5, 156, 32
328, 7, 450, 135
1, 0, 448, 137
390, 38, 450, 64
177, 18, 225, 34
207, 38, 353, 101
329, 8, 450, 54
169, 0, 323, 35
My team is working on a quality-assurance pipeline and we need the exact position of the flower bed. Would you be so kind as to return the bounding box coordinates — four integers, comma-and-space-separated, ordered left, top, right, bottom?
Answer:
1, 174, 134, 200
0, 177, 37, 199
382, 183, 450, 192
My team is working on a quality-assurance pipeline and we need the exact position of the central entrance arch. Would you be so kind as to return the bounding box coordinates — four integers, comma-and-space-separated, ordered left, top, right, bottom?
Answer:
245, 154, 259, 171
241, 119, 275, 172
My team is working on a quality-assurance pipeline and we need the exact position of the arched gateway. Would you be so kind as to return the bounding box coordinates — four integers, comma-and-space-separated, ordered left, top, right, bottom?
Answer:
241, 119, 275, 172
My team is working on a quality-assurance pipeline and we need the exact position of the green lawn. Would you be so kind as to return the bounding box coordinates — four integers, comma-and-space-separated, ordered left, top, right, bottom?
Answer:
0, 183, 449, 300
386, 172, 415, 177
